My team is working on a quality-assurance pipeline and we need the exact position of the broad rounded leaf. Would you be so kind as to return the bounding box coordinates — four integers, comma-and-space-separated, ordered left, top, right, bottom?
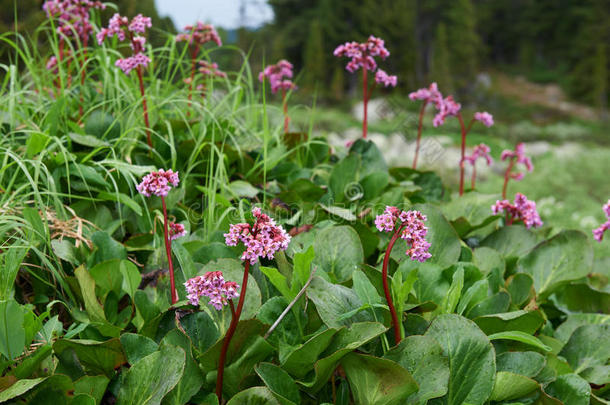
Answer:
425, 314, 495, 405
312, 226, 364, 283
255, 362, 301, 405
341, 353, 418, 405
545, 373, 591, 405
559, 324, 610, 374
517, 230, 593, 298
490, 371, 539, 402
384, 335, 449, 403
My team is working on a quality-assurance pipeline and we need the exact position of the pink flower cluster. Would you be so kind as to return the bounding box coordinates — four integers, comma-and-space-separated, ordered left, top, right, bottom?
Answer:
169, 222, 186, 241
97, 13, 152, 75
408, 83, 462, 127
492, 193, 543, 229
224, 207, 291, 264
198, 61, 227, 78
474, 111, 494, 127
136, 169, 180, 197
593, 200, 610, 242
465, 143, 493, 166
375, 206, 431, 262
184, 271, 239, 309
259, 60, 296, 94
334, 36, 390, 73
375, 69, 397, 87
43, 0, 105, 40
176, 22, 222, 47
501, 143, 533, 181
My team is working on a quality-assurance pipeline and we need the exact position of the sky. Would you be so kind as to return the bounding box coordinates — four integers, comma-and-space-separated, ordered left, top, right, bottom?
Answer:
155, 0, 274, 30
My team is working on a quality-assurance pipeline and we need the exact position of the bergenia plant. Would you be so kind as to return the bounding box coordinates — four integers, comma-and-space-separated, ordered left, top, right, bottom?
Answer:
97, 14, 153, 148
492, 192, 543, 229
193, 207, 291, 402
464, 143, 493, 190
175, 23, 222, 109
593, 200, 610, 242
500, 143, 533, 199
137, 169, 183, 304
408, 82, 443, 169
334, 36, 397, 139
375, 206, 431, 344
259, 60, 297, 133
195, 61, 227, 100
43, 0, 105, 115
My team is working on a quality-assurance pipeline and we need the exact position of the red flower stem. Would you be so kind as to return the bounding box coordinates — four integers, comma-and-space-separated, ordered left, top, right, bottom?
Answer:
79, 38, 88, 120
187, 45, 199, 115
362, 69, 368, 139
412, 101, 428, 169
457, 115, 475, 196
136, 64, 153, 149
216, 261, 250, 402
161, 196, 177, 304
381, 223, 407, 345
502, 157, 516, 199
282, 88, 289, 134
471, 164, 477, 190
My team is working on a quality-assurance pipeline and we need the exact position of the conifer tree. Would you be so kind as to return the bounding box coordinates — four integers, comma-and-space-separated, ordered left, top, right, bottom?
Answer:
444, 0, 479, 91
303, 19, 326, 91
430, 23, 453, 93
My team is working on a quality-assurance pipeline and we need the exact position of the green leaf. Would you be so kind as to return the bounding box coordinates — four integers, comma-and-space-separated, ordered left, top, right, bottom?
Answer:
75, 266, 106, 323
291, 246, 315, 294
488, 331, 552, 352
329, 153, 360, 203
516, 230, 593, 298
490, 371, 539, 402
91, 231, 127, 263
225, 387, 281, 405
221, 336, 274, 397
26, 132, 50, 157
298, 322, 387, 393
89, 259, 123, 295
466, 292, 510, 318
307, 277, 371, 328
117, 344, 186, 405
74, 375, 110, 405
472, 247, 505, 276
256, 362, 301, 405
349, 139, 388, 176
179, 311, 220, 354
506, 273, 535, 307
360, 171, 390, 200
97, 192, 142, 216
51, 239, 79, 265
281, 328, 338, 378
480, 225, 538, 260
318, 204, 357, 221
312, 226, 363, 283
441, 266, 463, 314
496, 351, 546, 377
225, 180, 259, 199
558, 324, 610, 374
69, 132, 110, 148
257, 297, 303, 346
0, 377, 53, 403
260, 267, 292, 300
545, 374, 591, 405
551, 283, 610, 313
425, 314, 495, 405
120, 260, 142, 299
555, 314, 610, 343
456, 279, 488, 316
0, 300, 25, 360
474, 310, 545, 335
341, 353, 418, 405
384, 335, 450, 404
120, 333, 159, 365
161, 330, 204, 405
53, 338, 126, 378
580, 365, 610, 385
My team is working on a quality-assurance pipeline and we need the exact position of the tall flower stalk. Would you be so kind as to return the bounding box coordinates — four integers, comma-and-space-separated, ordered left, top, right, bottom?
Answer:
375, 207, 431, 344
203, 207, 291, 402
334, 36, 397, 139
98, 14, 153, 148
464, 143, 493, 190
500, 143, 533, 199
259, 60, 297, 133
408, 83, 442, 169
175, 23, 222, 111
137, 169, 183, 304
